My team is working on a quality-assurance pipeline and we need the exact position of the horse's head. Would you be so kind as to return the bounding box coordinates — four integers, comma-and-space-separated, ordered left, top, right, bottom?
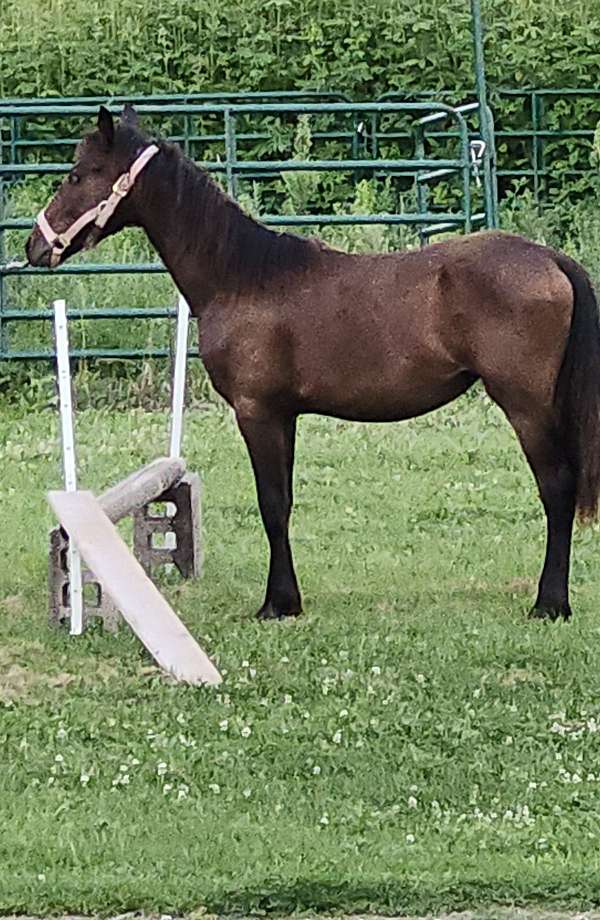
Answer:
26, 104, 157, 268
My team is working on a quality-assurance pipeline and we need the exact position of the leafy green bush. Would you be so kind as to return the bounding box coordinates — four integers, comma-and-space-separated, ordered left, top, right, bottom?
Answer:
2, 0, 600, 101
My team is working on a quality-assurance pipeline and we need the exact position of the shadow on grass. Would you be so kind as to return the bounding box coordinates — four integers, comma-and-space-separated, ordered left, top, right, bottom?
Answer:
209, 875, 600, 916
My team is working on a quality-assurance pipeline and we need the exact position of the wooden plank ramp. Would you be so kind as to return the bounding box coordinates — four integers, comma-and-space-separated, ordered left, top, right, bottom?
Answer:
48, 490, 221, 686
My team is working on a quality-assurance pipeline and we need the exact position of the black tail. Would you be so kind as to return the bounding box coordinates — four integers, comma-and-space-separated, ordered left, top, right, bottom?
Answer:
555, 252, 600, 520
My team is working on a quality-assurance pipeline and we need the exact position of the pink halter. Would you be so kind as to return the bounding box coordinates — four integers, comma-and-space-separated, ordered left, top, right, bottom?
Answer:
36, 144, 159, 267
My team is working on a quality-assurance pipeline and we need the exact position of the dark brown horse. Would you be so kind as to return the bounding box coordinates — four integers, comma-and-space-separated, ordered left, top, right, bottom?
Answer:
26, 106, 600, 622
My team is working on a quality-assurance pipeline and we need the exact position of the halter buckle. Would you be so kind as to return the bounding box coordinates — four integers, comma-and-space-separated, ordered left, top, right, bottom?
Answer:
112, 174, 131, 197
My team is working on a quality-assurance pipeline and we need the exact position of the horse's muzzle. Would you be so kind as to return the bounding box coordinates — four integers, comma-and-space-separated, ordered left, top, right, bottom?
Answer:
25, 227, 54, 268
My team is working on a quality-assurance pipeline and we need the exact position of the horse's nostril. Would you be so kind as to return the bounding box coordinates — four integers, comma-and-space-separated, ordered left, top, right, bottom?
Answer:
25, 231, 51, 267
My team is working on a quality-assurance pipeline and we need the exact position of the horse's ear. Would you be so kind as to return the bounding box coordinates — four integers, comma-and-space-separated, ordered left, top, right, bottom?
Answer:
97, 106, 115, 147
121, 103, 139, 128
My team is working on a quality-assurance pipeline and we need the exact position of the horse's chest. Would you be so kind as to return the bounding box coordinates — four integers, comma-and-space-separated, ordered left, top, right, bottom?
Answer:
199, 310, 291, 403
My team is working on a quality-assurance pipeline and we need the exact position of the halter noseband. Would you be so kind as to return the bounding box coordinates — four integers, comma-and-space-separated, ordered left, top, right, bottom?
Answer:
36, 143, 159, 267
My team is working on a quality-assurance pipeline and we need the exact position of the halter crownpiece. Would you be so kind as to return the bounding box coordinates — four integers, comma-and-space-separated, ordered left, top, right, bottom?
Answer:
36, 143, 159, 268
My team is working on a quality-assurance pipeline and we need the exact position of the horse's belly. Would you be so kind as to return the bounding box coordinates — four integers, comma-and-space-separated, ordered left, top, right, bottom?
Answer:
298, 360, 475, 422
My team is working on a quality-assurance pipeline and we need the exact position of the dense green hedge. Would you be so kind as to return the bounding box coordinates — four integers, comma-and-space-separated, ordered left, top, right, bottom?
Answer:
1, 0, 600, 100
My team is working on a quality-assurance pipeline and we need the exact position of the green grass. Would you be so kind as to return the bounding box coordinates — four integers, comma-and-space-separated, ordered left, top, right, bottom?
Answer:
2, 391, 600, 915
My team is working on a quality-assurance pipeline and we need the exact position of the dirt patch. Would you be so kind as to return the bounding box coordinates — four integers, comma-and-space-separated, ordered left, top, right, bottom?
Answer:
0, 646, 122, 703
0, 594, 29, 616
499, 667, 546, 687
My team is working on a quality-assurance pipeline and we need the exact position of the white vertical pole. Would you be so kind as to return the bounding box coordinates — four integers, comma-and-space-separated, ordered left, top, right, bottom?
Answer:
169, 294, 190, 459
53, 299, 84, 636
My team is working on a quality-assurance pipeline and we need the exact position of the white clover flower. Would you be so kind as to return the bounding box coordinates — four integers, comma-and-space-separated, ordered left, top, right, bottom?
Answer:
406, 833, 415, 844
163, 783, 173, 795
415, 674, 426, 685
281, 656, 289, 663
177, 784, 189, 801
320, 815, 329, 825
157, 761, 168, 776
241, 725, 252, 738
408, 796, 417, 809
219, 719, 229, 732
283, 694, 293, 704
332, 730, 342, 744
209, 783, 220, 794
176, 712, 186, 725
80, 772, 90, 786
340, 709, 348, 718
54, 754, 64, 763
371, 666, 381, 675
242, 788, 252, 798
56, 727, 67, 740
312, 765, 321, 775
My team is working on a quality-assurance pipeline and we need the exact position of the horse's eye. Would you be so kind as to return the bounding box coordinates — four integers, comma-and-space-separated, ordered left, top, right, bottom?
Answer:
69, 172, 80, 185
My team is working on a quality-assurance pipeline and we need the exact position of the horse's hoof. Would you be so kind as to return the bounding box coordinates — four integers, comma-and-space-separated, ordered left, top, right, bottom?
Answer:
529, 603, 572, 622
256, 601, 302, 621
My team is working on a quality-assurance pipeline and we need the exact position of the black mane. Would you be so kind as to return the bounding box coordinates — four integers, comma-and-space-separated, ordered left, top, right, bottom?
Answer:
143, 141, 319, 294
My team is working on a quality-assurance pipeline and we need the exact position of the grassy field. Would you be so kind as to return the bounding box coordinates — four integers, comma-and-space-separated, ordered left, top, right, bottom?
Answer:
2, 391, 600, 915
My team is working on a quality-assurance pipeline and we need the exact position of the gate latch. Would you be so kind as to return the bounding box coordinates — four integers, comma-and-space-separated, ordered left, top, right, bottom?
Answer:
470, 140, 486, 187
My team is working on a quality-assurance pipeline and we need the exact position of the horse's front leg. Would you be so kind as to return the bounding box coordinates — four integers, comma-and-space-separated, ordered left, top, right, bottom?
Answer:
236, 407, 301, 619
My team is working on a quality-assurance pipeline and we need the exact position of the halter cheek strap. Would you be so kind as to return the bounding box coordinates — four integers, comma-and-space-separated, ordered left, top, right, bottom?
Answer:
36, 143, 159, 267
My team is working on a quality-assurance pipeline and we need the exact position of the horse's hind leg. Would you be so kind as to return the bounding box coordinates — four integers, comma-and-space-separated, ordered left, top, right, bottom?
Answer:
484, 386, 576, 620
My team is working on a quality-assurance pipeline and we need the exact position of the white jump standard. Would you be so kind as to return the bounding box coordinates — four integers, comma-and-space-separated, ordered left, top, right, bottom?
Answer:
53, 299, 84, 635
47, 296, 220, 686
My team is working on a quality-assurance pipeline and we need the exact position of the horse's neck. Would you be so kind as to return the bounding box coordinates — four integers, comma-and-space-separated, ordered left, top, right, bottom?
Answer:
136, 161, 220, 309
135, 152, 267, 312
135, 149, 317, 314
